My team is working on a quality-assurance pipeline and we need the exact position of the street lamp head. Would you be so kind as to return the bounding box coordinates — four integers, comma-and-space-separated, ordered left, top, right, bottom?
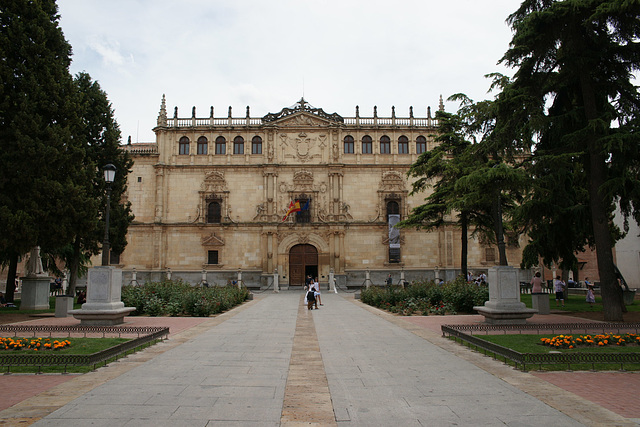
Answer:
103, 164, 117, 183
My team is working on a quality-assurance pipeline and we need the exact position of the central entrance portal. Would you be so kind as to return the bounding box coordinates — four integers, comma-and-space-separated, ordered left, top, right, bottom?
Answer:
289, 244, 318, 286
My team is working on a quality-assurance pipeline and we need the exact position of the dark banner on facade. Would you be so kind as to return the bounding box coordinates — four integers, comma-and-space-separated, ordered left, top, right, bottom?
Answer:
388, 214, 400, 249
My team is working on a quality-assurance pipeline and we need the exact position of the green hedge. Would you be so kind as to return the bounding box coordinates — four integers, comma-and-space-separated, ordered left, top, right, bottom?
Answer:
360, 276, 488, 315
121, 280, 249, 317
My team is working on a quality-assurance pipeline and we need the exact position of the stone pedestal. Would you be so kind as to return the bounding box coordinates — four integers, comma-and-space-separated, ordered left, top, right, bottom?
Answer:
531, 293, 550, 315
55, 295, 74, 317
70, 267, 135, 325
474, 266, 537, 324
20, 275, 51, 310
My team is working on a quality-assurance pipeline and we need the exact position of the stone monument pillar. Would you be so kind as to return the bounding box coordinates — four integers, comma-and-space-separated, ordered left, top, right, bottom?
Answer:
70, 266, 135, 325
474, 266, 537, 324
20, 247, 51, 311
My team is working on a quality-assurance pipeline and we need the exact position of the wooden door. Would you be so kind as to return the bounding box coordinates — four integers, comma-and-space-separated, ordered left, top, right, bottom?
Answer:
289, 244, 318, 286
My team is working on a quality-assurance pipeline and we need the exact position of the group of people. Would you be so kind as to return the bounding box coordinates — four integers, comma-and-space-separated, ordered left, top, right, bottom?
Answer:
466, 271, 487, 286
304, 275, 323, 310
531, 272, 596, 307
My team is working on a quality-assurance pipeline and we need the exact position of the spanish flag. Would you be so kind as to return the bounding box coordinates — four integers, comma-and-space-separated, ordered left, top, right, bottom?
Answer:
282, 200, 302, 222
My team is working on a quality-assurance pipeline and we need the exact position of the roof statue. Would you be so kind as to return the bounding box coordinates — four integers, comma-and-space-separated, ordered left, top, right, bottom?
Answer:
262, 97, 344, 124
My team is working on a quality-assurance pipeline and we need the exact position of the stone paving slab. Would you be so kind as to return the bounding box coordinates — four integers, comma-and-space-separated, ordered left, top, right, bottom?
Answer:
0, 292, 638, 426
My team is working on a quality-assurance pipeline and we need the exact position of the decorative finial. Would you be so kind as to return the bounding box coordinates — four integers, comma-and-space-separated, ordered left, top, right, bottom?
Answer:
127, 135, 131, 145
439, 95, 444, 112
391, 106, 396, 118
355, 105, 360, 117
210, 106, 214, 118
157, 94, 167, 126
173, 106, 178, 119
373, 106, 377, 117
192, 106, 196, 118
228, 106, 232, 118
409, 106, 413, 118
246, 106, 250, 118
427, 106, 432, 118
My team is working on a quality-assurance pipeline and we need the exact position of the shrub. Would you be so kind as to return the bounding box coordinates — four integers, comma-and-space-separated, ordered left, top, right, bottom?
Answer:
360, 276, 488, 315
121, 280, 249, 317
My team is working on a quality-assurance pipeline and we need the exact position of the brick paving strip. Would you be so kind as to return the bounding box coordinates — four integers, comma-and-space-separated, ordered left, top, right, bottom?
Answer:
280, 298, 337, 426
347, 296, 637, 427
0, 299, 260, 426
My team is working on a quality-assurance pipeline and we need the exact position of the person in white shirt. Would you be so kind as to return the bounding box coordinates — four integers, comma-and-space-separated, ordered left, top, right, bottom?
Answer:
313, 278, 323, 307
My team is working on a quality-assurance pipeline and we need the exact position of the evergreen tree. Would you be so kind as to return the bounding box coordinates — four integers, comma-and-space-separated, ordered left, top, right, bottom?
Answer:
398, 110, 483, 277
60, 72, 134, 297
0, 0, 83, 301
501, 0, 640, 321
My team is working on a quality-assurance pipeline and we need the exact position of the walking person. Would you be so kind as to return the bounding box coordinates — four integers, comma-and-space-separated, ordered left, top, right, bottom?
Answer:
306, 287, 316, 310
586, 283, 596, 307
554, 276, 566, 307
313, 278, 322, 307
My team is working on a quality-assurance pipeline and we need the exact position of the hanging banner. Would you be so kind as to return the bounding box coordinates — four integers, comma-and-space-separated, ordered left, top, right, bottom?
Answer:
388, 214, 400, 249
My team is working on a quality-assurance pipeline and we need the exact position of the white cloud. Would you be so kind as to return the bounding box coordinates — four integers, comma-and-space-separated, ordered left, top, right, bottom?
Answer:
58, 0, 522, 142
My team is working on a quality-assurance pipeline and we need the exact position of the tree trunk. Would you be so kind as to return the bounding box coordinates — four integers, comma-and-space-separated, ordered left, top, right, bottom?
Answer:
460, 211, 468, 278
493, 190, 508, 266
579, 73, 624, 321
67, 239, 81, 298
4, 253, 18, 303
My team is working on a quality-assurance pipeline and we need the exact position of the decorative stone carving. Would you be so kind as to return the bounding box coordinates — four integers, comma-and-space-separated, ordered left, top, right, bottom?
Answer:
202, 233, 225, 246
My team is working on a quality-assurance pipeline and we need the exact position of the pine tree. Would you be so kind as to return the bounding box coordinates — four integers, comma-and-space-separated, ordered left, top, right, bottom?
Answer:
501, 0, 640, 321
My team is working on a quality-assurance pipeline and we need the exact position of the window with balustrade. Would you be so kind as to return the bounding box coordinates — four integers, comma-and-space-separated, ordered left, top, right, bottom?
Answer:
344, 135, 354, 154
362, 135, 372, 154
380, 135, 391, 154
197, 136, 208, 155
398, 135, 409, 154
179, 136, 190, 155
252, 136, 262, 154
215, 136, 226, 155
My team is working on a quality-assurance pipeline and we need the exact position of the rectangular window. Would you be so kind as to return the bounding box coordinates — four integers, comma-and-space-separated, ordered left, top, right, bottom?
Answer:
234, 141, 244, 154
389, 248, 401, 263
197, 142, 208, 155
362, 142, 372, 153
179, 143, 189, 155
296, 199, 311, 223
252, 140, 262, 154
344, 140, 354, 154
207, 250, 219, 265
215, 142, 226, 155
380, 137, 391, 154
398, 141, 408, 154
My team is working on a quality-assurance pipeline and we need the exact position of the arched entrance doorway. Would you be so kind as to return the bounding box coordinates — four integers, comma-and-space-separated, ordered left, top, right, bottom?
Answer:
289, 244, 318, 286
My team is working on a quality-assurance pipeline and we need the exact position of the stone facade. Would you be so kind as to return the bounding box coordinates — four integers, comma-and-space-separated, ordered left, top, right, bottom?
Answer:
119, 97, 529, 288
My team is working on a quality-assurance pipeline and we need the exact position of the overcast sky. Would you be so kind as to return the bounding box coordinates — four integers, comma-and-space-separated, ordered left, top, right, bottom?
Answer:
57, 0, 522, 143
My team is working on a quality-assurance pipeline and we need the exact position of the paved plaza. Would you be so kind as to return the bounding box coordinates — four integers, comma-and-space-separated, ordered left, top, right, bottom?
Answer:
0, 291, 638, 426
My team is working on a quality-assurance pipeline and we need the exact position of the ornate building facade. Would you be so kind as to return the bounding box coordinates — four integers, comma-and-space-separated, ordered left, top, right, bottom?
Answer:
119, 97, 528, 288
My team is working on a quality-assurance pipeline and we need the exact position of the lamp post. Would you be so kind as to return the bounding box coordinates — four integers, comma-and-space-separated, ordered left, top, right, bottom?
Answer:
101, 164, 116, 266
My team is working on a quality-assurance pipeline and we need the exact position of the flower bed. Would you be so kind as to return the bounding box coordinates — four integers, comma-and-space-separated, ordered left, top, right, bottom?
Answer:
360, 276, 488, 315
121, 280, 250, 317
540, 333, 640, 349
0, 337, 71, 351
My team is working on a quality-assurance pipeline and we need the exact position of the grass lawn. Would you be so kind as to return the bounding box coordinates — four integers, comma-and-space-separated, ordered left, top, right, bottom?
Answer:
468, 333, 640, 371
519, 292, 640, 314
